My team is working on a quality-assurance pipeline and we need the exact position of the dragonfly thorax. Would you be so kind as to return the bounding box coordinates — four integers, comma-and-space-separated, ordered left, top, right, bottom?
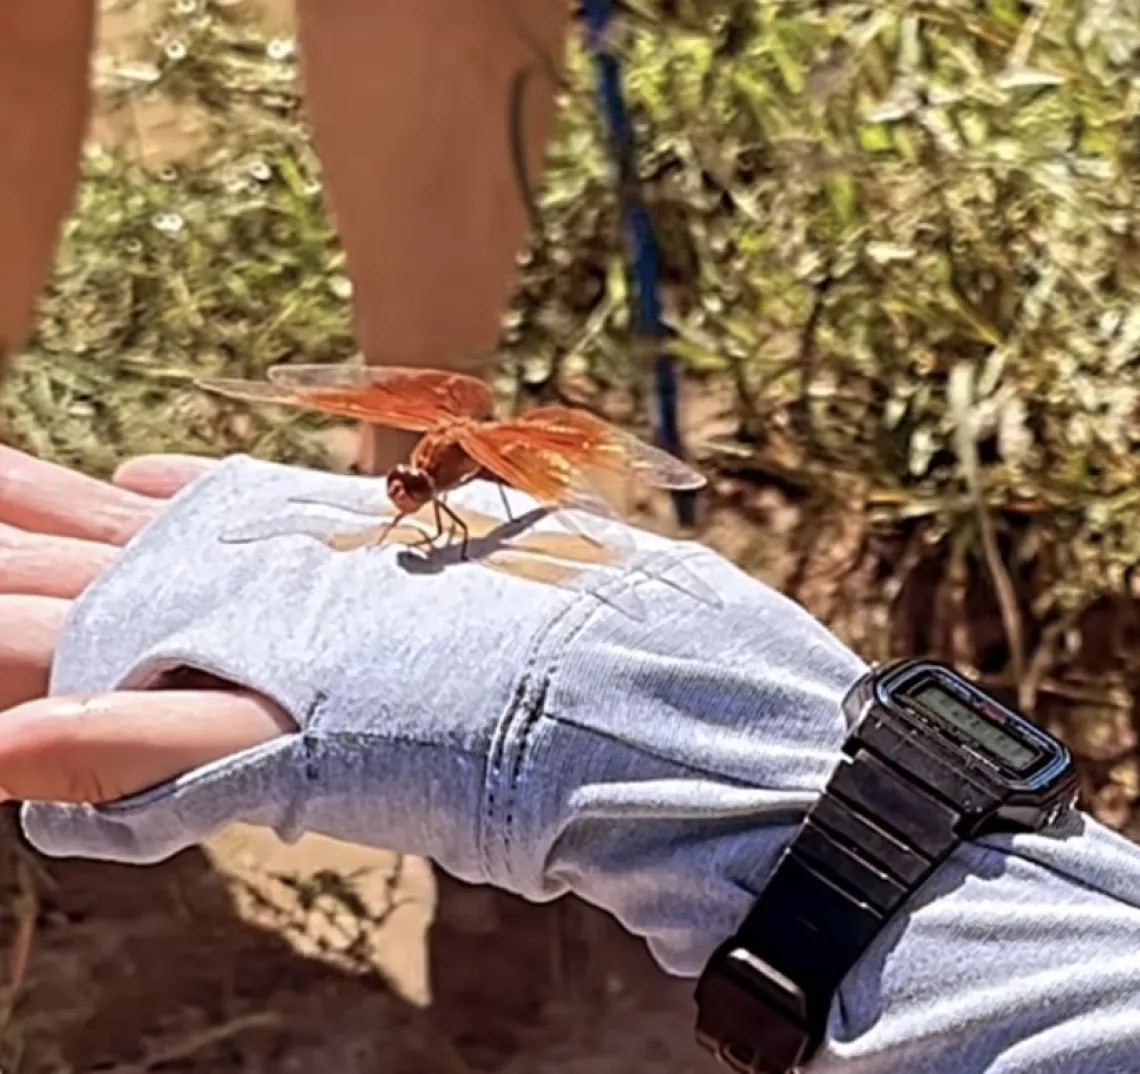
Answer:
387, 464, 436, 513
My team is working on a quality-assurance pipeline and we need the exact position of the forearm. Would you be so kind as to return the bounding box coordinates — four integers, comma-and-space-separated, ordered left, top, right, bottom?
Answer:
823, 824, 1140, 1072
294, 0, 569, 472
0, 2, 94, 375
23, 458, 1140, 1071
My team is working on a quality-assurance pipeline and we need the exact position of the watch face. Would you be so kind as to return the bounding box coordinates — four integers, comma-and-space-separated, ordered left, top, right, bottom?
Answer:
878, 661, 1066, 786
904, 680, 1041, 772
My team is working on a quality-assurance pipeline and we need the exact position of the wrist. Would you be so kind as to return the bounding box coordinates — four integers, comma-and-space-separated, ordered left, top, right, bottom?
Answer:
26, 453, 872, 990
696, 659, 1088, 1074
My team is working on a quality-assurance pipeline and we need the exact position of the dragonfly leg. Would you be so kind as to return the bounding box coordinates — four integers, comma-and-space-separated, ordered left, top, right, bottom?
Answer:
495, 481, 516, 522
370, 512, 408, 548
437, 499, 471, 560
425, 498, 445, 543
392, 504, 439, 552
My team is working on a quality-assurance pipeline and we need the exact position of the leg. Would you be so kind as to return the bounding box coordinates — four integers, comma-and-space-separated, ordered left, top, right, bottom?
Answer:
361, 511, 408, 550
387, 499, 447, 553
495, 480, 517, 522
0, 3, 93, 378
437, 500, 471, 561
430, 498, 449, 545
293, 0, 571, 474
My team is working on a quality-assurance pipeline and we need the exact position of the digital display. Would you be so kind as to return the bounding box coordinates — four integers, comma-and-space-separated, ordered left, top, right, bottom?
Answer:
909, 683, 1040, 772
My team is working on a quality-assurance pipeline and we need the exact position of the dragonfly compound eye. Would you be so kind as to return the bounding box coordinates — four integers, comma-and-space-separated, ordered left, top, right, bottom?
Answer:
388, 465, 434, 512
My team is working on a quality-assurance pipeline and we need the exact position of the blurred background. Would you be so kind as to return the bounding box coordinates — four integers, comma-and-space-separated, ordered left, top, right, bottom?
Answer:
2, 0, 1140, 1070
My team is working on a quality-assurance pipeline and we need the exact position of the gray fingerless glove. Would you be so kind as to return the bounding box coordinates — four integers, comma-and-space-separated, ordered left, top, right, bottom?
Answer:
23, 456, 1140, 1072
25, 455, 860, 977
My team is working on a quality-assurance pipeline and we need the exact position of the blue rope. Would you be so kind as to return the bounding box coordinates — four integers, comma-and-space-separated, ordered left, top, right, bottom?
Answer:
579, 0, 697, 527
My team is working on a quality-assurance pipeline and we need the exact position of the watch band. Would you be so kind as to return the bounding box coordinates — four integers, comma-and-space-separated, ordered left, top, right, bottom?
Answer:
694, 712, 996, 1073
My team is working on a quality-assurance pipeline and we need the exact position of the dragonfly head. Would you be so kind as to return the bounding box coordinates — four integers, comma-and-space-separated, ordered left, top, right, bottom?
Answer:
388, 464, 435, 514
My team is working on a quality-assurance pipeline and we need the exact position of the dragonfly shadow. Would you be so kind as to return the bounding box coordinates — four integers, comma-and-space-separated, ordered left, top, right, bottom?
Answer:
393, 505, 555, 576
221, 494, 718, 620
392, 502, 659, 621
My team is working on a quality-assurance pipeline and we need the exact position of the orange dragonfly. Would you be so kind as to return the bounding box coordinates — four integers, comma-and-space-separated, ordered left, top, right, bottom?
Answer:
196, 361, 706, 558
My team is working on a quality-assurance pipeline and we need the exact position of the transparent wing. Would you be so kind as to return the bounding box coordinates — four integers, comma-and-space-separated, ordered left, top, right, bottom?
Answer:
196, 378, 314, 409
216, 502, 719, 614
481, 548, 647, 621
198, 363, 494, 432
268, 362, 494, 422
456, 424, 611, 516
504, 406, 706, 490
456, 412, 703, 523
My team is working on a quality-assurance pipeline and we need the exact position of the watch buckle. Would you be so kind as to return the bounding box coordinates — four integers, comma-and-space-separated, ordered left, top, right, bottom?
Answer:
695, 944, 814, 1074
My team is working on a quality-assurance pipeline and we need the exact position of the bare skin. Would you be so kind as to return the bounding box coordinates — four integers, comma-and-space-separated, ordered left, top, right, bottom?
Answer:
294, 0, 570, 473
0, 0, 570, 473
0, 446, 293, 806
0, 3, 94, 376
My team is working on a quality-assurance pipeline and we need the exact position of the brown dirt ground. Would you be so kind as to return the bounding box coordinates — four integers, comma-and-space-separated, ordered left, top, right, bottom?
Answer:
2, 817, 700, 1074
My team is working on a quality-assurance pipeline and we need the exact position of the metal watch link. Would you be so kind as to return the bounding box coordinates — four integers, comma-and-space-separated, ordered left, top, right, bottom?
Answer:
694, 658, 1079, 1074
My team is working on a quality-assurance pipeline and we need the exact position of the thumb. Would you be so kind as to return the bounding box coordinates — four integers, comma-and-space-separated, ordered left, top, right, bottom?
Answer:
0, 687, 294, 805
112, 453, 220, 500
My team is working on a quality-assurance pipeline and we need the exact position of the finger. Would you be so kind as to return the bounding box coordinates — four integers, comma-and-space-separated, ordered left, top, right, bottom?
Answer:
0, 445, 156, 546
0, 521, 117, 598
0, 687, 295, 804
112, 454, 218, 500
0, 595, 69, 710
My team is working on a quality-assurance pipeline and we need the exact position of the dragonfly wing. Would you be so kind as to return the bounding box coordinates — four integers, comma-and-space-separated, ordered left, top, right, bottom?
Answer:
606, 426, 706, 490
457, 425, 652, 575
265, 362, 495, 429
198, 374, 433, 430
506, 407, 706, 491
480, 549, 649, 621
456, 424, 607, 514
196, 378, 312, 409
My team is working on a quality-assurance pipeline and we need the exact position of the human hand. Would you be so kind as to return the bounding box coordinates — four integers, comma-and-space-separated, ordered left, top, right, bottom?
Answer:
12, 451, 1140, 1074
0, 445, 294, 805
14, 450, 862, 969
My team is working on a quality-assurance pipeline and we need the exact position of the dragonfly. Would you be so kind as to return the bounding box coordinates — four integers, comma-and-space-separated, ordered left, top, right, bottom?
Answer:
196, 360, 707, 560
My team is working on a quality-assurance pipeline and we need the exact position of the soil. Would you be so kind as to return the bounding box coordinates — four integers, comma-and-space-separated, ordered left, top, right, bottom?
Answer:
2, 819, 699, 1074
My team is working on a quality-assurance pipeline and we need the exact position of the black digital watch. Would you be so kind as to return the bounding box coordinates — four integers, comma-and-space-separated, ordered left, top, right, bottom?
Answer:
693, 657, 1079, 1074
